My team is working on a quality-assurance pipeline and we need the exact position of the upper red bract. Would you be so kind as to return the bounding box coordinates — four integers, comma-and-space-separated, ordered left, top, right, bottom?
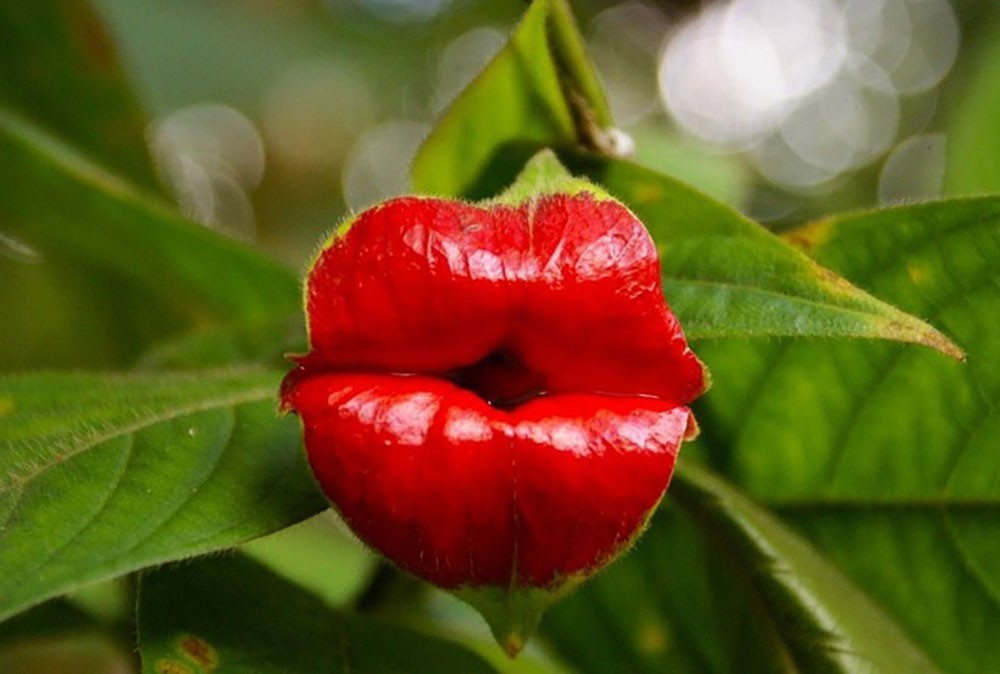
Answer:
300, 194, 704, 406
283, 192, 706, 589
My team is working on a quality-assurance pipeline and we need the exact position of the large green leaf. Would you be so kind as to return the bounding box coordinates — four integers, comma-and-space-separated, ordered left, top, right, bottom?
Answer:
695, 197, 1000, 673
138, 554, 498, 674
0, 369, 324, 623
0, 0, 157, 189
567, 154, 961, 351
411, 0, 612, 200
674, 463, 937, 673
0, 110, 299, 367
541, 463, 937, 674
540, 501, 726, 674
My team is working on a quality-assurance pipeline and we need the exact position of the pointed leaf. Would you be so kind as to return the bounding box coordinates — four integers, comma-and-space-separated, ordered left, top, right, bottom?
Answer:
672, 463, 938, 673
541, 504, 728, 674
565, 153, 962, 352
0, 0, 158, 188
138, 554, 498, 674
542, 465, 938, 674
543, 461, 936, 674
0, 369, 325, 622
412, 0, 612, 200
696, 197, 1000, 672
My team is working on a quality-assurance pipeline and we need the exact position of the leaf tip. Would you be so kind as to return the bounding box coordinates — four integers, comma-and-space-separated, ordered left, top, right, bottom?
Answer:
891, 318, 966, 361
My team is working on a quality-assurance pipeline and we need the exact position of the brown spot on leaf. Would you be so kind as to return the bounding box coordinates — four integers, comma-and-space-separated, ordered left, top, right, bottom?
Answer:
157, 659, 193, 674
178, 634, 217, 671
631, 182, 662, 205
783, 218, 833, 251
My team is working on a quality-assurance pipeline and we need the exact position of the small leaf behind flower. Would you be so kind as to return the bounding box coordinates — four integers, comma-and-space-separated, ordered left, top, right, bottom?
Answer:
412, 0, 611, 200
138, 555, 499, 674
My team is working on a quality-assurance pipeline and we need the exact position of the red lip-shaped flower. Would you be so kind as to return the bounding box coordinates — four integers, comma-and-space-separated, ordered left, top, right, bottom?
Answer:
281, 153, 707, 654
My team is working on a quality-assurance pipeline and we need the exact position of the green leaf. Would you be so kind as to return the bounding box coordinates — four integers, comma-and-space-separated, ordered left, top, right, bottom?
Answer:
0, 369, 325, 623
695, 197, 1000, 672
0, 110, 299, 367
135, 313, 305, 370
564, 153, 963, 352
542, 464, 938, 673
412, 0, 612, 200
674, 463, 937, 673
241, 512, 376, 609
0, 0, 158, 189
541, 503, 728, 674
138, 554, 498, 674
0, 600, 99, 646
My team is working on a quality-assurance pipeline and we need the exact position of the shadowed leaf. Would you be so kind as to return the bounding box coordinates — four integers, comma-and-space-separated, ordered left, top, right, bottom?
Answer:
138, 554, 498, 674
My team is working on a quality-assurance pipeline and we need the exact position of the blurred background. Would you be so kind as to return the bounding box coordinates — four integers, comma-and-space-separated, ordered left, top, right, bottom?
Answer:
85, 0, 1000, 270
3, 1, 1000, 671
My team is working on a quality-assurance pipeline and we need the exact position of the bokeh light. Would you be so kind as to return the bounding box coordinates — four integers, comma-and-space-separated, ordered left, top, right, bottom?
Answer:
150, 104, 265, 240
658, 0, 959, 191
341, 120, 429, 211
587, 2, 670, 126
659, 0, 847, 151
260, 61, 375, 174
878, 132, 947, 204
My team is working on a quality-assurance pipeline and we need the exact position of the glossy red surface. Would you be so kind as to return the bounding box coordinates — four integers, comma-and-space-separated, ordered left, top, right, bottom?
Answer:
283, 191, 706, 589
285, 373, 691, 588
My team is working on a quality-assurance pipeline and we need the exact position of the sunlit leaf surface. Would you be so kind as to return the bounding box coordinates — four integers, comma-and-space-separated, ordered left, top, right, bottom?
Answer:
694, 197, 1000, 673
0, 369, 324, 622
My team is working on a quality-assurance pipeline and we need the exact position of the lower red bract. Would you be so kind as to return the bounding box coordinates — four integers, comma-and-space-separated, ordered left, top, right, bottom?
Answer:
285, 372, 690, 588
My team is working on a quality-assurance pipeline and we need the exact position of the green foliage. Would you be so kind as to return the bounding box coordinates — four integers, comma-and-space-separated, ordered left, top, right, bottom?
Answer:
543, 462, 938, 674
0, 369, 325, 622
694, 198, 1000, 674
0, 0, 997, 672
0, 0, 157, 188
138, 555, 498, 674
0, 112, 299, 365
564, 154, 960, 353
946, 19, 1000, 195
412, 0, 611, 200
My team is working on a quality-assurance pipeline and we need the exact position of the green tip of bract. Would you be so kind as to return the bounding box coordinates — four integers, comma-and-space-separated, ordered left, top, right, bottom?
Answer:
455, 583, 574, 658
493, 149, 612, 206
